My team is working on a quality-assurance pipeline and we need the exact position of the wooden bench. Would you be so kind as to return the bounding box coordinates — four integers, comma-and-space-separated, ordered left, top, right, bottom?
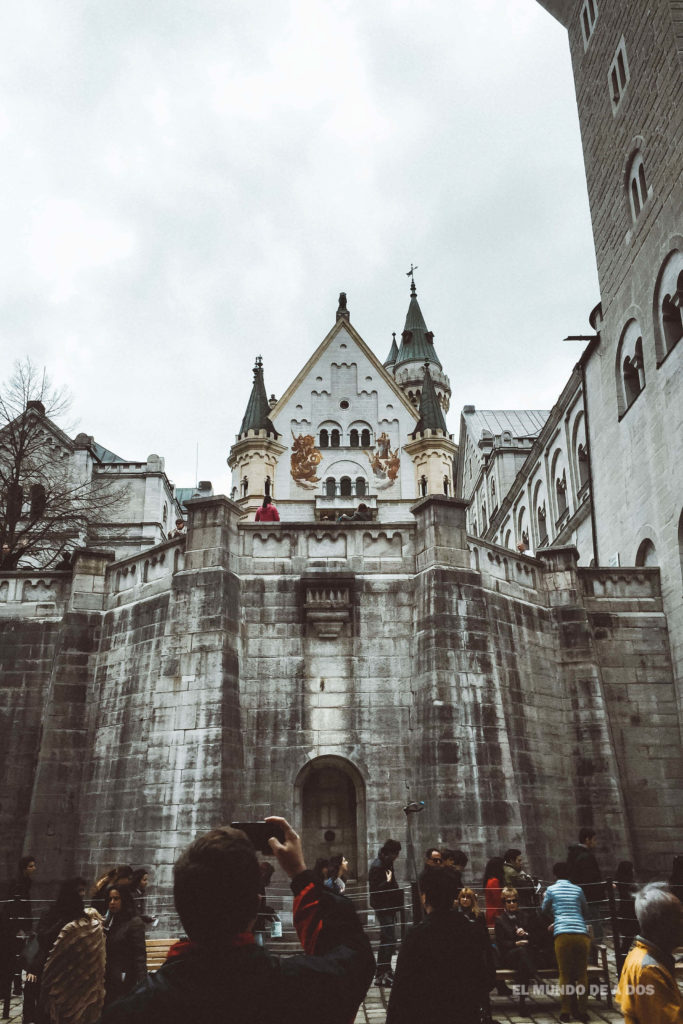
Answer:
146, 937, 179, 972
486, 922, 612, 1011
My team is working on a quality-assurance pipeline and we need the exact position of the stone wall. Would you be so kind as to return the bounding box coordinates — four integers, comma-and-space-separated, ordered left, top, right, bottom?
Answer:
0, 494, 681, 900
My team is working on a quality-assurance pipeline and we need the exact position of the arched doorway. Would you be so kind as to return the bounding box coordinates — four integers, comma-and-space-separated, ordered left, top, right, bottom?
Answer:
295, 756, 366, 880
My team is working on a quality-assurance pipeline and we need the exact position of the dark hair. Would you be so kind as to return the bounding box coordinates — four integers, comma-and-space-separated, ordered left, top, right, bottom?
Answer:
421, 866, 460, 911
259, 862, 275, 884
54, 877, 87, 922
381, 839, 401, 856
424, 847, 441, 861
131, 867, 149, 889
106, 883, 137, 920
261, 496, 272, 508
579, 828, 596, 844
482, 857, 505, 887
553, 861, 570, 879
114, 864, 134, 883
19, 855, 36, 875
615, 861, 634, 884
312, 858, 329, 884
451, 849, 468, 868
503, 849, 521, 864
328, 854, 345, 880
174, 826, 260, 943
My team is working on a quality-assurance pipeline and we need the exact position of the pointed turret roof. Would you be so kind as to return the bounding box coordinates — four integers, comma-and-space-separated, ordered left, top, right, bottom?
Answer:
383, 332, 399, 368
394, 276, 442, 370
411, 362, 448, 436
238, 357, 278, 437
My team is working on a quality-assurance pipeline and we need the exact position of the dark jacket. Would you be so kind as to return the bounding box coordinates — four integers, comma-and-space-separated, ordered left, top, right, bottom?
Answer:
494, 909, 537, 962
101, 871, 374, 1024
386, 909, 487, 1024
368, 856, 401, 912
567, 843, 603, 902
104, 912, 147, 1005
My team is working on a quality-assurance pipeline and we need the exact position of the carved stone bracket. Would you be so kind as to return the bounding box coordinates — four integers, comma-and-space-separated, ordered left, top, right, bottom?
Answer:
300, 573, 355, 639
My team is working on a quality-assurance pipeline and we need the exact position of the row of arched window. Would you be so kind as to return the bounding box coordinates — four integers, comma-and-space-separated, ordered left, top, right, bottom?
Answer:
323, 477, 367, 498
616, 248, 682, 417
319, 427, 372, 448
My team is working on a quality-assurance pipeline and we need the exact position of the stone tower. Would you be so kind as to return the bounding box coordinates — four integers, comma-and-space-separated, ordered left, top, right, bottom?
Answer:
387, 275, 452, 413
535, 0, 683, 724
404, 362, 458, 496
227, 356, 286, 514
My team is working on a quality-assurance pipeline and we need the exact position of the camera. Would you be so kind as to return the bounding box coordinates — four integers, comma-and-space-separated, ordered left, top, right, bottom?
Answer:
231, 821, 285, 856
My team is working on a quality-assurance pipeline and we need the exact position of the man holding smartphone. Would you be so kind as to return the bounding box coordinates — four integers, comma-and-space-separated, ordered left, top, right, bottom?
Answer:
102, 816, 374, 1024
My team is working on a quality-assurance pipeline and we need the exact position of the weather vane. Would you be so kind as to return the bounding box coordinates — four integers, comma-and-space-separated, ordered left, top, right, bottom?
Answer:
406, 263, 419, 280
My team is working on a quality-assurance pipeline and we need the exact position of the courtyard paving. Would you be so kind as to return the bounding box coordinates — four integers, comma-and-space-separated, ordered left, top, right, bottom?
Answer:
2, 987, 624, 1023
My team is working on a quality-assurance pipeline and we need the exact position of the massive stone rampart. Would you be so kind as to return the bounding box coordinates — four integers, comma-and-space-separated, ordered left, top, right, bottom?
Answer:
0, 494, 680, 896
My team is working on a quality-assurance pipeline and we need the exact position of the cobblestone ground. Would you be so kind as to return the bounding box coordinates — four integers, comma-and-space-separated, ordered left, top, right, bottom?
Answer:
353, 984, 624, 1023
3, 987, 624, 1024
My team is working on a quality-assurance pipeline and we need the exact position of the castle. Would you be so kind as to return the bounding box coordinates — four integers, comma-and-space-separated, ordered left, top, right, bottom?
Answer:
0, 0, 681, 893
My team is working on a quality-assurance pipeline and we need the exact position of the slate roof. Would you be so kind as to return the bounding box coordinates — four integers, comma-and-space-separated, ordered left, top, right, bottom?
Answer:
463, 409, 549, 441
394, 279, 443, 370
238, 357, 278, 438
412, 363, 448, 435
92, 441, 127, 463
383, 333, 399, 367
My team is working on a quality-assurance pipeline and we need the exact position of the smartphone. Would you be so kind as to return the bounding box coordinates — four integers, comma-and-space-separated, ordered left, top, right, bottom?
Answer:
231, 820, 285, 856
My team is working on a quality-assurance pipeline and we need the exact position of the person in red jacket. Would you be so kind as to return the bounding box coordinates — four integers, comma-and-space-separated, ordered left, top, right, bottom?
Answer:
255, 496, 280, 521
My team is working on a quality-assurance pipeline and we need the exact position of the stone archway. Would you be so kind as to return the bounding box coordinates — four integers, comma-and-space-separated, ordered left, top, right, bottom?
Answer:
295, 756, 367, 881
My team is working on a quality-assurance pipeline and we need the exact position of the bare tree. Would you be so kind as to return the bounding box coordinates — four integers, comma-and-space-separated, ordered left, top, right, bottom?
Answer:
0, 358, 128, 569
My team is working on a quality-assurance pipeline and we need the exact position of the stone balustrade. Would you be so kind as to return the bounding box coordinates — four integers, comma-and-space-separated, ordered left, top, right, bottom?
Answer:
0, 571, 72, 617
238, 520, 415, 575
107, 537, 185, 606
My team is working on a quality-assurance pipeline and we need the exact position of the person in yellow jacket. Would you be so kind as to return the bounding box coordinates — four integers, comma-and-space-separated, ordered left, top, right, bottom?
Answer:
616, 882, 682, 1024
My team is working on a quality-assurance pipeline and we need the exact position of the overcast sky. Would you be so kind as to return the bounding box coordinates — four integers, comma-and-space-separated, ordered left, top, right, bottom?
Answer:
0, 1, 600, 490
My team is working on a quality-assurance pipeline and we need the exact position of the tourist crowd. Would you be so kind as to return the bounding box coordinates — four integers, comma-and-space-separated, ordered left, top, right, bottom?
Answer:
1, 829, 681, 1024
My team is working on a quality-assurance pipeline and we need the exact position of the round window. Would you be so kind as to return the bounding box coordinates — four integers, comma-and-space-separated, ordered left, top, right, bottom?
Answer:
340, 400, 349, 410
324, 829, 336, 843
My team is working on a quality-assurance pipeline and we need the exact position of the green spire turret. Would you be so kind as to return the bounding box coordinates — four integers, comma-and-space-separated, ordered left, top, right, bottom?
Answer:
384, 332, 399, 368
238, 357, 278, 438
394, 275, 442, 370
411, 362, 448, 436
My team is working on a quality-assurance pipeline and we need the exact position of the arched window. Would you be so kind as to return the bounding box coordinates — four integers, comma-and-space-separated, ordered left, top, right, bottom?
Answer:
616, 319, 645, 415
241, 477, 248, 498
361, 428, 371, 447
504, 529, 512, 548
356, 477, 366, 497
325, 477, 336, 498
653, 250, 683, 362
490, 478, 496, 503
420, 475, 427, 497
265, 476, 271, 497
635, 538, 657, 566
577, 443, 589, 490
162, 505, 168, 524
30, 483, 46, 519
143, 560, 150, 583
555, 471, 567, 518
331, 429, 341, 448
537, 503, 548, 547
340, 476, 352, 497
627, 151, 648, 221
443, 476, 450, 496
349, 429, 359, 447
319, 429, 329, 448
481, 502, 487, 532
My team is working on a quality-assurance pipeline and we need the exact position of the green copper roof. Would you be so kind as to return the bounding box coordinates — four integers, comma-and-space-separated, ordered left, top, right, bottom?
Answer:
383, 333, 399, 367
238, 357, 278, 437
411, 362, 448, 435
394, 278, 442, 370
